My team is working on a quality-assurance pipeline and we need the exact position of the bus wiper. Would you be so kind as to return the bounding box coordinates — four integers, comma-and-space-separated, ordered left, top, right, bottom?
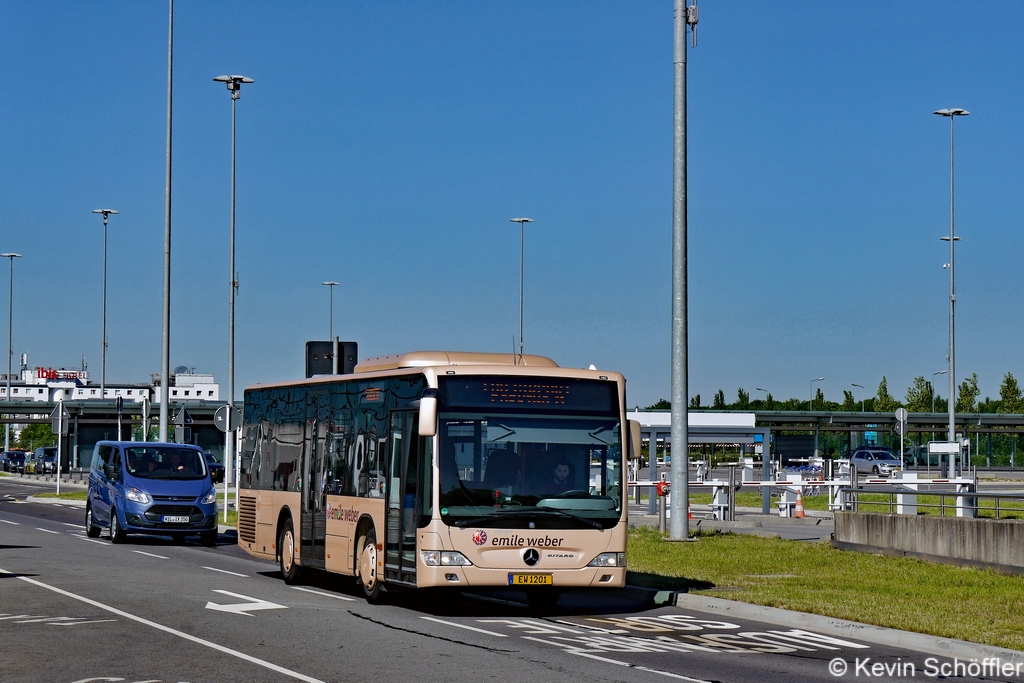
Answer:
453, 507, 603, 530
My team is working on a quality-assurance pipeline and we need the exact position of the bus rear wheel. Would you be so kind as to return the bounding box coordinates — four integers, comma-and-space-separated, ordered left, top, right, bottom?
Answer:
279, 518, 302, 585
357, 529, 382, 603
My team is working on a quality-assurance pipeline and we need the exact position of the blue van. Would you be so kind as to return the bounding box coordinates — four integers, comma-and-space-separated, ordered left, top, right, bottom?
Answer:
86, 441, 219, 545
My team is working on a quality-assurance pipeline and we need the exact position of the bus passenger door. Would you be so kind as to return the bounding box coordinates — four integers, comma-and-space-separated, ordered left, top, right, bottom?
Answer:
301, 391, 329, 569
385, 411, 427, 585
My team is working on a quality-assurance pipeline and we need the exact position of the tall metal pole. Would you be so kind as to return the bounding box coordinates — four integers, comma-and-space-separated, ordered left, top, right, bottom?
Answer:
159, 0, 173, 443
323, 281, 339, 342
931, 370, 946, 413
670, 0, 697, 539
93, 209, 118, 398
2, 253, 21, 453
934, 107, 968, 472
227, 87, 237, 493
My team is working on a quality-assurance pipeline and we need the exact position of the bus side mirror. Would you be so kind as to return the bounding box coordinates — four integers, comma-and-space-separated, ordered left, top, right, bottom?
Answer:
627, 420, 641, 460
418, 390, 438, 437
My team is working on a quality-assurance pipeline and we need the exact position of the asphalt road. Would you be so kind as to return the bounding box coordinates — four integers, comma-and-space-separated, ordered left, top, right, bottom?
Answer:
0, 478, 1009, 683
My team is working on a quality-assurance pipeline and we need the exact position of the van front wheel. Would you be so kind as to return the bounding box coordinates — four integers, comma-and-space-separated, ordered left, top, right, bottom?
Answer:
109, 508, 127, 544
85, 506, 100, 538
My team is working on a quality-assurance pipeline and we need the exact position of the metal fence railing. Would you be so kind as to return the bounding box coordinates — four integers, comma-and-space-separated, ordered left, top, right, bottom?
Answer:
839, 485, 1024, 519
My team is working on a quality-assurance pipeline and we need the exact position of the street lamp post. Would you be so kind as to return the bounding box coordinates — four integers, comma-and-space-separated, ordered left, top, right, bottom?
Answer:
809, 377, 825, 411
214, 74, 254, 496
937, 107, 966, 448
931, 370, 947, 413
159, 0, 173, 443
322, 282, 339, 341
851, 383, 865, 412
755, 387, 769, 407
509, 218, 533, 358
934, 108, 968, 464
92, 209, 119, 399
2, 253, 21, 452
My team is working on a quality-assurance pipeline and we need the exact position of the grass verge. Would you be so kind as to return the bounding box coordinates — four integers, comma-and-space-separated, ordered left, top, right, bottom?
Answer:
626, 526, 1024, 651
34, 490, 88, 500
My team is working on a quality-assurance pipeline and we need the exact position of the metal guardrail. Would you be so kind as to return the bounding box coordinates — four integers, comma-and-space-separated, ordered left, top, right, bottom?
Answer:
840, 485, 1024, 519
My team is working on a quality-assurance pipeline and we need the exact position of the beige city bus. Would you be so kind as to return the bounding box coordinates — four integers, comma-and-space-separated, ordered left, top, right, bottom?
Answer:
237, 351, 634, 605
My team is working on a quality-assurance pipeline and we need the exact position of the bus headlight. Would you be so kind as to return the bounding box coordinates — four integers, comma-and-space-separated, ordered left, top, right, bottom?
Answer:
587, 552, 626, 567
420, 551, 473, 567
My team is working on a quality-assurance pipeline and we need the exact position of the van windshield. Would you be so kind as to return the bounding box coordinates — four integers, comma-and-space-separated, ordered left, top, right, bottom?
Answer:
124, 446, 207, 480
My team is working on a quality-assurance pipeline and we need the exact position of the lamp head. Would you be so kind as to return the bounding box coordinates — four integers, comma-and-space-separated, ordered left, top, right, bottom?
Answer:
214, 75, 254, 98
0, 253, 22, 259
933, 108, 970, 117
322, 281, 339, 287
509, 217, 534, 224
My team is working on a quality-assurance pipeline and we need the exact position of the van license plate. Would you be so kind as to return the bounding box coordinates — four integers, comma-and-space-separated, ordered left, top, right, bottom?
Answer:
162, 515, 190, 524
508, 573, 553, 586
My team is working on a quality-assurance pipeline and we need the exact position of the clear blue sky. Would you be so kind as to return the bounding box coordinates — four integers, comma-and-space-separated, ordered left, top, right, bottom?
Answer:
1, 1, 1022, 408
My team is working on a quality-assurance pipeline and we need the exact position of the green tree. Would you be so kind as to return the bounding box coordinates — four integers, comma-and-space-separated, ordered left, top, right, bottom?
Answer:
841, 390, 856, 411
956, 373, 979, 413
904, 376, 933, 413
736, 388, 750, 410
688, 395, 701, 409
16, 423, 55, 451
712, 389, 726, 410
811, 387, 825, 411
998, 373, 1024, 414
646, 398, 671, 410
874, 376, 900, 413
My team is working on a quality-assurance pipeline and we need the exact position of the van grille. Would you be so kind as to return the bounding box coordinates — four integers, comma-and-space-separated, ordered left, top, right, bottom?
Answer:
238, 496, 256, 543
144, 505, 202, 523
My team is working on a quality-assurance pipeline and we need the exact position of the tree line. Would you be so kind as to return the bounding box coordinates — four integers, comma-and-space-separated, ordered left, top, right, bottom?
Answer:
645, 372, 1024, 415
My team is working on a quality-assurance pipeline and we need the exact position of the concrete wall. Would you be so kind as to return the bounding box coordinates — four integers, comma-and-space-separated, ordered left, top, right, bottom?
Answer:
833, 512, 1024, 573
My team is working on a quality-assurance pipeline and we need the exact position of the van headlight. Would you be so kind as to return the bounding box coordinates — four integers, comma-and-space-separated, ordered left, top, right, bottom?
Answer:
588, 552, 626, 567
420, 550, 473, 567
125, 488, 151, 504
200, 489, 217, 505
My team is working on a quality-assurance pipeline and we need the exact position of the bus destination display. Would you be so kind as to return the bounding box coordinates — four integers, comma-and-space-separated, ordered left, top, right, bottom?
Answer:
440, 377, 617, 414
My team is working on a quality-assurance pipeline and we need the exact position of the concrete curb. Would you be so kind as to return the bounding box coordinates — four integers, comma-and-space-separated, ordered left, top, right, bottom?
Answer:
25, 495, 86, 507
671, 592, 1023, 663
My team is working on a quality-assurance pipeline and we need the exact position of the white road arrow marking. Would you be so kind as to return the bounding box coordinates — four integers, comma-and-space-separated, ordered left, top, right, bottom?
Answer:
204, 590, 287, 616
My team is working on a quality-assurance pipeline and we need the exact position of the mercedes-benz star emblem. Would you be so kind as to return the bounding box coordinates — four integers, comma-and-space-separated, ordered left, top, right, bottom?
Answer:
523, 549, 540, 566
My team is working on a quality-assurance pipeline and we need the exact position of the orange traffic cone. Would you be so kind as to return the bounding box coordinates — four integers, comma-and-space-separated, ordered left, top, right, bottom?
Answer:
794, 489, 806, 519
688, 501, 694, 520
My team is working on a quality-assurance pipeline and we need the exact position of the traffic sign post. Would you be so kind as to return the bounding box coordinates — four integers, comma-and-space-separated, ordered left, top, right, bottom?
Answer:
173, 407, 193, 444
215, 404, 242, 524
895, 408, 908, 470
116, 396, 124, 441
49, 401, 70, 495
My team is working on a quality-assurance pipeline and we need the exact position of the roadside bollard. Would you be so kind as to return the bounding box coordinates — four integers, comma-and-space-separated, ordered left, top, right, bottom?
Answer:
657, 481, 670, 534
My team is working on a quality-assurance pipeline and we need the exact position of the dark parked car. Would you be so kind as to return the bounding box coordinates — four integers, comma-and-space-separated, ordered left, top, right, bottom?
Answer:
34, 447, 58, 473
1, 450, 27, 473
205, 453, 225, 484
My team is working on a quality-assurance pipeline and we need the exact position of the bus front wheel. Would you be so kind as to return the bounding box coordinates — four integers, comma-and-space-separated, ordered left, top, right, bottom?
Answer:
279, 518, 302, 585
357, 529, 382, 603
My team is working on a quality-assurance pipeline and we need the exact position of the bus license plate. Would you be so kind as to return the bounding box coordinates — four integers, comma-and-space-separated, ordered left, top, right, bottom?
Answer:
508, 573, 553, 586
162, 515, 190, 524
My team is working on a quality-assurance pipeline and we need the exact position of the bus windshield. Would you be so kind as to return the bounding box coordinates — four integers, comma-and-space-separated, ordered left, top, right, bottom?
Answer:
438, 414, 622, 529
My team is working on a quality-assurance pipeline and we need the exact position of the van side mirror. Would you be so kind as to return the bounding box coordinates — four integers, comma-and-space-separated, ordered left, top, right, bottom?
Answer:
105, 464, 116, 479
418, 389, 438, 437
627, 420, 642, 460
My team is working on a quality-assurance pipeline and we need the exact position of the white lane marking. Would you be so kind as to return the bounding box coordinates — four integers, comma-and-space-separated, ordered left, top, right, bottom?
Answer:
35, 527, 59, 534
0, 568, 325, 683
419, 616, 509, 637
63, 522, 82, 527
72, 535, 108, 546
0, 614, 44, 620
202, 566, 248, 577
291, 586, 356, 602
133, 551, 169, 560
520, 638, 712, 682
0, 519, 19, 525
205, 589, 287, 616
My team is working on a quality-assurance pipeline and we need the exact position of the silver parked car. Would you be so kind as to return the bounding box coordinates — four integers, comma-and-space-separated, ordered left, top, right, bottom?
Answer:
850, 447, 901, 476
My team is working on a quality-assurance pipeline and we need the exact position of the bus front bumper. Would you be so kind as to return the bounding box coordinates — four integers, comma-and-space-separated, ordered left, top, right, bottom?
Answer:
417, 564, 626, 588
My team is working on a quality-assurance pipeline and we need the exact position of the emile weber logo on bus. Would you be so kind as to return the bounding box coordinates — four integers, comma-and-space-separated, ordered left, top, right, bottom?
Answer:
471, 530, 567, 547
